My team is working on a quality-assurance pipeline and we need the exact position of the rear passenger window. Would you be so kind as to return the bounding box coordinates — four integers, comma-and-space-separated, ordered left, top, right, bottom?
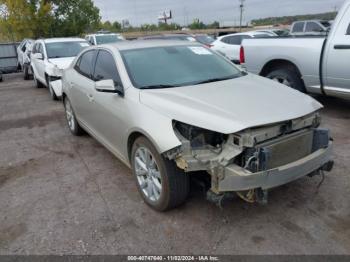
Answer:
293, 22, 304, 33
229, 36, 242, 45
221, 36, 231, 44
305, 22, 322, 32
75, 50, 95, 79
347, 24, 350, 35
93, 50, 121, 85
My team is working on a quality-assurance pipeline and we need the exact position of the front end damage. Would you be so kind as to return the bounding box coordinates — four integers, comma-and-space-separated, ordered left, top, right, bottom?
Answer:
46, 66, 63, 97
165, 113, 333, 204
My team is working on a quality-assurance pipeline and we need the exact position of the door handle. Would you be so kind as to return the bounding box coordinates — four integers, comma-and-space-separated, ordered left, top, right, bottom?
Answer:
334, 45, 350, 50
87, 93, 94, 102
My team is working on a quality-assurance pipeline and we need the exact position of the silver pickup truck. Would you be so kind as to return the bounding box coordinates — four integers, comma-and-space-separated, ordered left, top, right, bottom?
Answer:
241, 0, 350, 99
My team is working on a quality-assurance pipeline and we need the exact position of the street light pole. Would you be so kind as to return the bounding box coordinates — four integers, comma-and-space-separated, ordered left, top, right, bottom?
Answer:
239, 0, 245, 32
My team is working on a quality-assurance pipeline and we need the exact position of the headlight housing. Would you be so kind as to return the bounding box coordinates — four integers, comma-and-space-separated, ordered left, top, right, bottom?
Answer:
172, 120, 227, 148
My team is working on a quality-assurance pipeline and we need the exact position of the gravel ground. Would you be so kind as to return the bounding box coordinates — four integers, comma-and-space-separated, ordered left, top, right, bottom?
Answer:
0, 73, 349, 255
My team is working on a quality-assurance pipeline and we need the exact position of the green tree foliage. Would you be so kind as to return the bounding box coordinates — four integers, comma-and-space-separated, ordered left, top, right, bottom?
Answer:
189, 19, 206, 30
50, 0, 101, 37
0, 0, 52, 40
0, 0, 101, 41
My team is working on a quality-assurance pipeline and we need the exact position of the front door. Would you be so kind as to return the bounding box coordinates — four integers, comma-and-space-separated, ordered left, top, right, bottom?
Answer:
324, 5, 350, 94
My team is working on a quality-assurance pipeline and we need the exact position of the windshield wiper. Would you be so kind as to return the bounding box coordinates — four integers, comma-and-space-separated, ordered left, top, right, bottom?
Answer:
193, 76, 237, 85
140, 84, 179, 90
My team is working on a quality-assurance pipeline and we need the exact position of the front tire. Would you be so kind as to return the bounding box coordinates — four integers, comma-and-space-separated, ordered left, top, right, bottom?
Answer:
131, 136, 189, 211
64, 97, 84, 136
266, 68, 306, 93
23, 64, 30, 80
47, 78, 58, 101
33, 71, 44, 88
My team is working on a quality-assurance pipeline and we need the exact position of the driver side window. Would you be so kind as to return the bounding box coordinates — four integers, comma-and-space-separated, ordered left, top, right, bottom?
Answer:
75, 50, 96, 79
93, 50, 121, 86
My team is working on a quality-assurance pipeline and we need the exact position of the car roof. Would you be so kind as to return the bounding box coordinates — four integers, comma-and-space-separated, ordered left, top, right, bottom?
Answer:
98, 40, 200, 51
219, 31, 269, 38
87, 33, 122, 37
293, 20, 328, 23
39, 37, 86, 43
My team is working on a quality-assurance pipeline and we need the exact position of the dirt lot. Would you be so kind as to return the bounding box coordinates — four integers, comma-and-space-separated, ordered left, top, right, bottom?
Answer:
0, 73, 349, 255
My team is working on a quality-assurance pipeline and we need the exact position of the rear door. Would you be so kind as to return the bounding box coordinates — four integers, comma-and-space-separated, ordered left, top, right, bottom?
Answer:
305, 22, 324, 35
291, 22, 305, 35
324, 5, 350, 94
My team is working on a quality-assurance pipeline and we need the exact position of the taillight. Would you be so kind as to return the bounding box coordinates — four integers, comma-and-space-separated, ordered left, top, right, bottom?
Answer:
206, 44, 214, 48
239, 46, 245, 64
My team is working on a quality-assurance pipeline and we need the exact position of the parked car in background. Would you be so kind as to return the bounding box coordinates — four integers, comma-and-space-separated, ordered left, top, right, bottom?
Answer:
0, 71, 2, 82
31, 38, 89, 100
62, 40, 333, 211
290, 20, 331, 36
254, 29, 290, 37
241, 0, 350, 99
17, 39, 34, 79
85, 33, 125, 45
192, 34, 215, 47
211, 31, 272, 63
138, 34, 196, 42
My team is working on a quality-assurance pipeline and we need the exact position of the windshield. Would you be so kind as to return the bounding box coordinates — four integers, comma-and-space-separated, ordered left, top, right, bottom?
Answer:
45, 41, 89, 59
96, 34, 124, 44
121, 45, 243, 89
195, 35, 215, 45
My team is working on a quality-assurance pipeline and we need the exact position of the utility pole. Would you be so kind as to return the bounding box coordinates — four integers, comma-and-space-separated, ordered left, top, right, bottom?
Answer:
239, 0, 245, 32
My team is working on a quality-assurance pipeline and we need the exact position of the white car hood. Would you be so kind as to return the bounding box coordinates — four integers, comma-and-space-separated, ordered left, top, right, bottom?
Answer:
48, 57, 75, 70
140, 74, 322, 134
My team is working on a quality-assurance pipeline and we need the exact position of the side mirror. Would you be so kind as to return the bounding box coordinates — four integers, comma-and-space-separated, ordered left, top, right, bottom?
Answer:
95, 79, 124, 96
33, 53, 43, 60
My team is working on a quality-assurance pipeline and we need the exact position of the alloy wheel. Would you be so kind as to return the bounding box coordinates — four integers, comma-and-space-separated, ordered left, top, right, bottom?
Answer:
134, 147, 162, 202
65, 99, 75, 131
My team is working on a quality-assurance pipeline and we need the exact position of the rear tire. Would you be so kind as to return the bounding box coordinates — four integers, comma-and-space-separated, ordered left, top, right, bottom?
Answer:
64, 97, 84, 136
131, 136, 189, 211
266, 68, 306, 93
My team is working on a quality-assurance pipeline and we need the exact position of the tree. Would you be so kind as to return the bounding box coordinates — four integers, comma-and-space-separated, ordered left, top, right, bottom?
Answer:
0, 0, 52, 40
208, 21, 219, 29
0, 0, 101, 40
51, 0, 101, 36
189, 19, 206, 30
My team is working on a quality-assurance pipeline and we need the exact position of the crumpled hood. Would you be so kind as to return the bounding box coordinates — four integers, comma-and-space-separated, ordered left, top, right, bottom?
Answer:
48, 57, 75, 70
140, 74, 322, 134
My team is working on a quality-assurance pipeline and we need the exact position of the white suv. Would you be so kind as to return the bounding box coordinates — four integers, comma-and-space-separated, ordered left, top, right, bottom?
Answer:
85, 33, 125, 45
211, 31, 271, 63
31, 38, 89, 100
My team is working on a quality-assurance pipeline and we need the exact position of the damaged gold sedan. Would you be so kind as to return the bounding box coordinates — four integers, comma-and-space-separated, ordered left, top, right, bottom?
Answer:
62, 41, 333, 211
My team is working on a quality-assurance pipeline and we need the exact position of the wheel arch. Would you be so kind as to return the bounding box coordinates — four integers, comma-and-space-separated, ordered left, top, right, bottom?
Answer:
260, 59, 302, 78
260, 59, 307, 92
126, 129, 173, 165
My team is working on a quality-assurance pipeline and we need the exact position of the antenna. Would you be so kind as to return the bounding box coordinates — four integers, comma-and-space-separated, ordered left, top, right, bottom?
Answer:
239, 0, 245, 32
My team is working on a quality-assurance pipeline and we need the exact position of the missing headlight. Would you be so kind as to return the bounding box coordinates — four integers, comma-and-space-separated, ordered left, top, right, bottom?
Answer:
173, 121, 228, 149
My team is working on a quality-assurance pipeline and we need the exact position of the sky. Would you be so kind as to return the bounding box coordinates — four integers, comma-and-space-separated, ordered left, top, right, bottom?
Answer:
93, 0, 346, 26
